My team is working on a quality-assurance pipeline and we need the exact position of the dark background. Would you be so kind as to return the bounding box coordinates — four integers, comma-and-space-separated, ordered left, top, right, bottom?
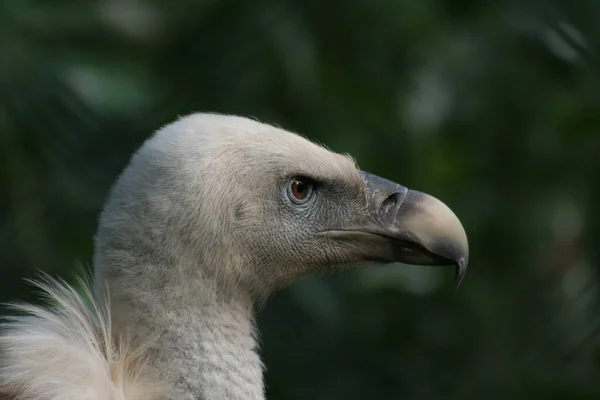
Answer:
2, 0, 600, 398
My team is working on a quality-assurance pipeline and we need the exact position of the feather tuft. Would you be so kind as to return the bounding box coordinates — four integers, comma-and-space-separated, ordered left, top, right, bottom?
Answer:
0, 273, 165, 400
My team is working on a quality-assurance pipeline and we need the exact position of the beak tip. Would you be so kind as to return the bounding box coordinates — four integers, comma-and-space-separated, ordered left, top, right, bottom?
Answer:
454, 257, 467, 288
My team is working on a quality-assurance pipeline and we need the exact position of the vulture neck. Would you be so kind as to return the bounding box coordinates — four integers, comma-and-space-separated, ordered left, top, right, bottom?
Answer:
105, 259, 265, 400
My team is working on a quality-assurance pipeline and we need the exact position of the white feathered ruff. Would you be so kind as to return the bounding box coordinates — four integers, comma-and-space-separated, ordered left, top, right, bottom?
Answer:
0, 274, 164, 400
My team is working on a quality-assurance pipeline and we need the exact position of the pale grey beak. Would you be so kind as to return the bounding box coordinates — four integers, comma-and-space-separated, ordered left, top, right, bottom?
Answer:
325, 171, 469, 287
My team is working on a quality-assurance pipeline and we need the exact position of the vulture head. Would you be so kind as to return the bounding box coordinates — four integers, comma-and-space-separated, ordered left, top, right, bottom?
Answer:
0, 113, 468, 400
95, 114, 468, 308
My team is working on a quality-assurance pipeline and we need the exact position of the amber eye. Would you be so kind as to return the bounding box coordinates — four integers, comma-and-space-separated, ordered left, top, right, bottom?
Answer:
288, 177, 313, 203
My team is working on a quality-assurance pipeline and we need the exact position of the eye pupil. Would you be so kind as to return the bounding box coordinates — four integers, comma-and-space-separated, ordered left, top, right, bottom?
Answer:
291, 179, 308, 200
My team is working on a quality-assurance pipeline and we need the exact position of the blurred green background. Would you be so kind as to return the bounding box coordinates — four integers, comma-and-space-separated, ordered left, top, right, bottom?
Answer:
2, 0, 600, 398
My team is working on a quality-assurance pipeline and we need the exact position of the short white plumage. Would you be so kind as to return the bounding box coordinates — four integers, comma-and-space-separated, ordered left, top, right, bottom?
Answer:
0, 275, 164, 400
0, 113, 468, 400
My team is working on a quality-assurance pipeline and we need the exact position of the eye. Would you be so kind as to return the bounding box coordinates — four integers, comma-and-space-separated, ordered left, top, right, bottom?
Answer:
288, 177, 314, 204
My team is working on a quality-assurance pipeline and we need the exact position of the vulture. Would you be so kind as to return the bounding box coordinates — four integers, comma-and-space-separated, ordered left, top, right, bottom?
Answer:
0, 113, 468, 400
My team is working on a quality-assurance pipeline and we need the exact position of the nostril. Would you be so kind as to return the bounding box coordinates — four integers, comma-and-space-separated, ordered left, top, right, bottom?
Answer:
379, 192, 405, 219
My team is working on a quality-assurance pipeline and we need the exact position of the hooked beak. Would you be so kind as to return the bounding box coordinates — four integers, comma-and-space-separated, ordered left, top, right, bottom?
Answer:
325, 171, 469, 287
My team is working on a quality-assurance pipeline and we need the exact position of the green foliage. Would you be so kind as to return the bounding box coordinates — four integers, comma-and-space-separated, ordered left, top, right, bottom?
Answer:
2, 0, 600, 398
